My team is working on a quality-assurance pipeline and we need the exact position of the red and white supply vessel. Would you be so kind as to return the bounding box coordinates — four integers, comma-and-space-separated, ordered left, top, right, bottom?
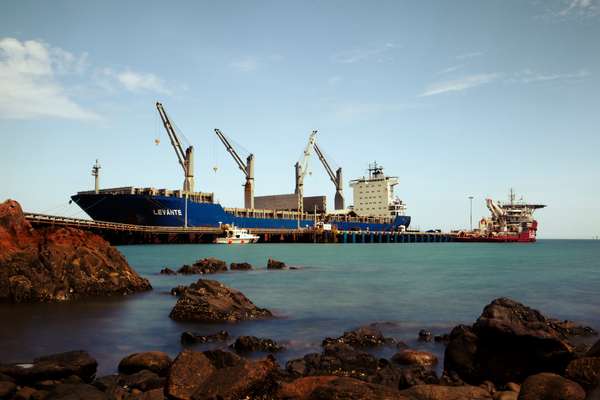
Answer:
456, 190, 546, 243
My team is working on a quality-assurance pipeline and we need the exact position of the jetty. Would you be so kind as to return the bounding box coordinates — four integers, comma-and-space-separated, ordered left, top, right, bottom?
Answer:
24, 212, 456, 245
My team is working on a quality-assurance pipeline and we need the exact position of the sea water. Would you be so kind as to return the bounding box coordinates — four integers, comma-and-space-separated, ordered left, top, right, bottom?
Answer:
1, 240, 599, 375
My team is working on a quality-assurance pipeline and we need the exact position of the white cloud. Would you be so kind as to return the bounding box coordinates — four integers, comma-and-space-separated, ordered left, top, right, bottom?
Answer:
230, 56, 259, 72
332, 43, 399, 64
0, 37, 98, 120
508, 69, 590, 83
420, 73, 499, 96
116, 70, 170, 94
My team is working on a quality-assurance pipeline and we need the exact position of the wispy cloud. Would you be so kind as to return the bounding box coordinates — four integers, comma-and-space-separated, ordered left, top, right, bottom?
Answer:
101, 68, 170, 94
507, 69, 590, 83
230, 56, 259, 72
436, 64, 465, 75
332, 43, 399, 64
0, 37, 98, 120
558, 0, 599, 16
456, 52, 484, 60
420, 73, 499, 97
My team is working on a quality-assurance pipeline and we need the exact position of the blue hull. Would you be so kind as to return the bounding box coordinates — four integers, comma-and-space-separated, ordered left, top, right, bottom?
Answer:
71, 194, 411, 231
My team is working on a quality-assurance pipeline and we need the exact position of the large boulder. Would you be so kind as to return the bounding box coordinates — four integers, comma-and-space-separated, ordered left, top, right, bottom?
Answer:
267, 258, 287, 270
398, 384, 493, 400
46, 383, 108, 399
0, 350, 98, 384
564, 357, 600, 391
0, 200, 151, 302
517, 373, 586, 400
286, 343, 380, 379
322, 325, 396, 348
169, 279, 272, 322
180, 330, 229, 345
165, 349, 279, 400
230, 262, 253, 271
230, 336, 284, 353
277, 376, 408, 400
118, 351, 172, 377
392, 350, 438, 367
444, 298, 592, 385
177, 258, 227, 274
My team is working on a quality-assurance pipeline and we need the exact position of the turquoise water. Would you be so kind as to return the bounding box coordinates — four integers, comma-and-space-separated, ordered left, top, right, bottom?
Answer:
1, 240, 599, 374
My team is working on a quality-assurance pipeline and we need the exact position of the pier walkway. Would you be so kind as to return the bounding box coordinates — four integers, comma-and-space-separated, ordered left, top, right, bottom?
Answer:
24, 212, 455, 245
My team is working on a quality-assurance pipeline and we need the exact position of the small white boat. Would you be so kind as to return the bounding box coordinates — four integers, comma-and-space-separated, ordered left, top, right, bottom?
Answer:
214, 225, 259, 244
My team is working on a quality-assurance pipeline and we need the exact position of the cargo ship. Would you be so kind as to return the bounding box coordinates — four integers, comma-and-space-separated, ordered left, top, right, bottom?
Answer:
71, 103, 410, 231
455, 190, 545, 243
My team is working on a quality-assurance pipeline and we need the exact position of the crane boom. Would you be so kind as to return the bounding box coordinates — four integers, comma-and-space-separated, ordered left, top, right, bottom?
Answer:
313, 142, 344, 210
294, 130, 318, 214
214, 129, 247, 175
156, 102, 194, 193
214, 128, 255, 209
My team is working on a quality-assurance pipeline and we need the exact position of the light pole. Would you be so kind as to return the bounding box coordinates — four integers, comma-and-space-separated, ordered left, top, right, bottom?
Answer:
468, 196, 474, 231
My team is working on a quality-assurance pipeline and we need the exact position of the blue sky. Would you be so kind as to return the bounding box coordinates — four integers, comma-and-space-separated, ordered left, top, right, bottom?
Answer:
1, 0, 599, 238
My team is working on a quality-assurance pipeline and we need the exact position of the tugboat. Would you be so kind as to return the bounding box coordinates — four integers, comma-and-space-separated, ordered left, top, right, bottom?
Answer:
214, 225, 260, 244
455, 190, 546, 243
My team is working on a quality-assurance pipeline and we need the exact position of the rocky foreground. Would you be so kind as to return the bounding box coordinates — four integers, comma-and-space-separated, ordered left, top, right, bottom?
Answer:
0, 298, 598, 399
0, 199, 151, 302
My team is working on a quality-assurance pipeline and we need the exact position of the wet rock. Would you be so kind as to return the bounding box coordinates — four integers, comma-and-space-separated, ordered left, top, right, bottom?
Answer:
169, 279, 272, 322
180, 330, 229, 345
119, 369, 164, 392
177, 258, 227, 275
0, 351, 98, 384
277, 376, 406, 400
564, 357, 600, 391
517, 372, 585, 400
169, 285, 187, 297
14, 386, 38, 400
286, 343, 380, 379
230, 262, 253, 271
159, 267, 176, 275
0, 381, 17, 398
136, 388, 165, 400
267, 258, 287, 270
494, 391, 518, 400
399, 384, 493, 399
588, 339, 600, 357
45, 383, 108, 400
444, 298, 586, 385
0, 200, 152, 302
433, 334, 450, 344
392, 350, 438, 367
118, 351, 172, 377
165, 349, 279, 400
322, 325, 396, 348
230, 336, 284, 353
418, 329, 433, 342
548, 319, 598, 338
369, 363, 439, 390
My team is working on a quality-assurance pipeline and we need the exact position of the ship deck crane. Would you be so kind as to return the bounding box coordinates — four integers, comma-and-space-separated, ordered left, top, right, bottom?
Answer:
155, 102, 194, 194
214, 129, 255, 209
313, 142, 344, 210
295, 130, 318, 214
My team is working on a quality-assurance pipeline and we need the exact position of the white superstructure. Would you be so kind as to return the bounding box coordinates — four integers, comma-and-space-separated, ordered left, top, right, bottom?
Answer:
349, 162, 407, 218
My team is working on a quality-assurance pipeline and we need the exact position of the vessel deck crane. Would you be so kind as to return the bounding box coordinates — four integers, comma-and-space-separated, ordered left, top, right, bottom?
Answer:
313, 142, 344, 210
155, 102, 194, 194
294, 130, 317, 213
214, 129, 255, 209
